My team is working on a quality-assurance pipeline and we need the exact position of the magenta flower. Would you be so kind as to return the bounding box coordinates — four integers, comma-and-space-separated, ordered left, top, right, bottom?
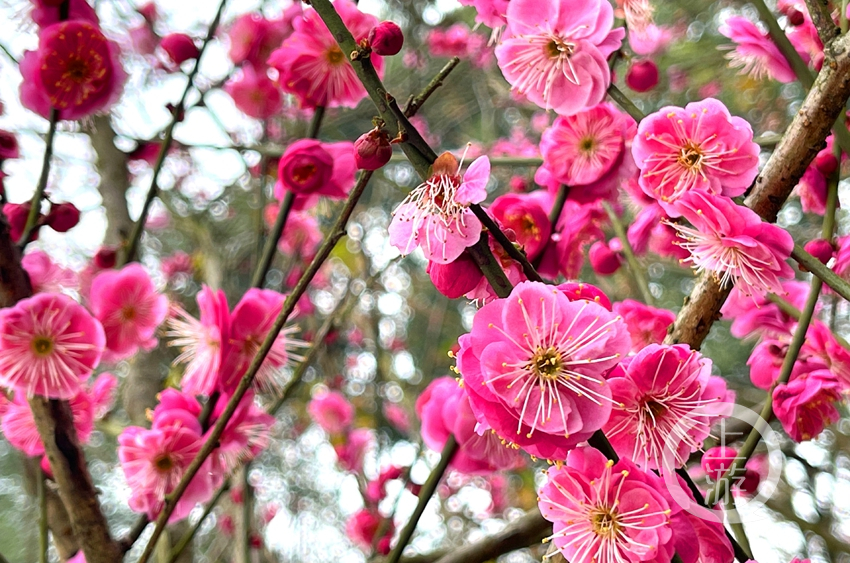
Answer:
603, 344, 732, 472
210, 391, 275, 472
1, 389, 93, 456
489, 193, 552, 261
457, 281, 629, 460
388, 152, 490, 264
268, 0, 383, 109
494, 0, 624, 115
228, 10, 299, 69
416, 377, 525, 474
167, 286, 229, 396
19, 20, 126, 121
612, 299, 676, 352
308, 390, 355, 435
538, 446, 675, 563
22, 250, 76, 294
719, 17, 796, 83
334, 427, 375, 473
224, 64, 283, 120
538, 103, 635, 203
773, 370, 841, 442
458, 0, 509, 29
722, 280, 811, 339
118, 423, 214, 522
88, 264, 168, 362
0, 293, 104, 399
804, 321, 850, 387
632, 98, 760, 214
669, 192, 794, 297
273, 140, 357, 206
537, 200, 605, 280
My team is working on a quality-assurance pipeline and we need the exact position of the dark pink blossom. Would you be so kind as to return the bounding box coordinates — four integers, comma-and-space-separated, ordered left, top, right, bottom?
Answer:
773, 370, 841, 442
308, 390, 354, 435
722, 280, 811, 339
495, 0, 624, 115
719, 17, 796, 82
489, 192, 551, 261
537, 200, 605, 279
612, 299, 675, 352
159, 33, 199, 68
228, 10, 298, 69
274, 140, 357, 206
224, 64, 282, 120
625, 58, 659, 92
368, 21, 404, 56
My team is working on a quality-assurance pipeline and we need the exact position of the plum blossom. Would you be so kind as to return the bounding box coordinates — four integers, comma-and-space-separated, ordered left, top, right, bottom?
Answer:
538, 446, 675, 563
612, 299, 675, 352
489, 193, 551, 261
88, 264, 168, 362
632, 98, 760, 214
0, 293, 104, 399
773, 370, 841, 442
225, 65, 283, 120
22, 250, 76, 294
1, 389, 93, 456
308, 390, 355, 435
719, 17, 796, 83
416, 377, 525, 474
603, 344, 732, 472
537, 200, 605, 280
389, 152, 490, 264
268, 0, 383, 108
457, 281, 629, 460
495, 0, 624, 115
722, 281, 811, 339
670, 192, 794, 297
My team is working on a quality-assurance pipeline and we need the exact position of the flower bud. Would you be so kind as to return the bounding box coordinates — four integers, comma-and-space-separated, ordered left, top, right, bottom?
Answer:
625, 59, 659, 93
160, 33, 199, 67
4, 202, 37, 242
589, 240, 622, 275
0, 130, 20, 160
736, 468, 761, 495
814, 150, 838, 177
354, 128, 393, 170
804, 238, 833, 266
93, 246, 117, 269
45, 202, 80, 232
701, 446, 738, 481
369, 21, 404, 56
427, 253, 483, 299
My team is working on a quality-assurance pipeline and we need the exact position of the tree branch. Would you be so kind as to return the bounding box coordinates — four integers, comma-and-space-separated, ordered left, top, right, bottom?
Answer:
428, 511, 550, 563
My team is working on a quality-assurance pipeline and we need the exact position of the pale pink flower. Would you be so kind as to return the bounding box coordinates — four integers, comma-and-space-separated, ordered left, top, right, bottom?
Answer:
604, 343, 732, 472
308, 390, 354, 435
670, 192, 794, 297
118, 423, 214, 522
225, 64, 283, 120
632, 98, 760, 214
1, 389, 93, 456
629, 24, 673, 56
210, 391, 275, 471
167, 286, 229, 396
88, 264, 168, 362
489, 193, 552, 261
495, 0, 624, 116
773, 369, 841, 442
416, 377, 524, 474
388, 152, 490, 264
718, 17, 796, 83
721, 281, 811, 339
538, 446, 675, 563
272, 209, 322, 259
22, 250, 76, 294
612, 299, 675, 352
538, 103, 636, 203
457, 281, 630, 460
268, 0, 383, 109
427, 24, 493, 68
0, 293, 104, 399
458, 0, 509, 29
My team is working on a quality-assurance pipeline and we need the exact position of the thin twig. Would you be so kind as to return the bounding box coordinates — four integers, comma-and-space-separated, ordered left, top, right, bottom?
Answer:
791, 243, 850, 302
404, 57, 461, 115
607, 83, 645, 122
166, 483, 228, 563
601, 201, 653, 304
470, 205, 543, 283
38, 466, 48, 563
119, 0, 228, 266
18, 108, 58, 247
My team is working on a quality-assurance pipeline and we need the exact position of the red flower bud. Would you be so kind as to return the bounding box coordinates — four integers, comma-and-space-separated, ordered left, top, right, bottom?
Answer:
736, 468, 761, 495
160, 33, 199, 67
589, 240, 622, 275
427, 253, 483, 298
701, 446, 738, 481
354, 128, 393, 170
93, 246, 117, 269
785, 7, 805, 26
0, 130, 19, 160
805, 238, 834, 265
368, 21, 404, 56
625, 59, 659, 93
4, 202, 37, 242
45, 202, 80, 232
814, 150, 839, 177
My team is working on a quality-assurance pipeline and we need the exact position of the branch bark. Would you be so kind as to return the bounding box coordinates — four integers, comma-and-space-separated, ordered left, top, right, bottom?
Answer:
665, 30, 850, 348
428, 511, 549, 563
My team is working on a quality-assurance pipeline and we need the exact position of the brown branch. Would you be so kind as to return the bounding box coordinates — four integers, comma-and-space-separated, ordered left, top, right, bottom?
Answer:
428, 511, 549, 563
666, 30, 850, 348
803, 0, 840, 46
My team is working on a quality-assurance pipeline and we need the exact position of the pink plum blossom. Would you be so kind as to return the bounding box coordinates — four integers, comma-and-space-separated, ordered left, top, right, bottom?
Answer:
612, 299, 675, 352
88, 264, 168, 362
427, 253, 484, 299
537, 200, 605, 280
495, 0, 624, 115
210, 391, 275, 471
273, 140, 357, 207
0, 293, 104, 399
773, 370, 841, 442
268, 0, 383, 109
416, 377, 525, 474
308, 390, 355, 435
603, 344, 732, 472
489, 193, 552, 261
1, 389, 93, 456
719, 17, 796, 83
22, 250, 76, 294
632, 98, 760, 214
335, 427, 374, 473
457, 281, 629, 460
225, 64, 283, 120
388, 152, 490, 264
670, 192, 794, 297
346, 508, 393, 555
721, 281, 811, 339
228, 10, 299, 69
538, 446, 675, 563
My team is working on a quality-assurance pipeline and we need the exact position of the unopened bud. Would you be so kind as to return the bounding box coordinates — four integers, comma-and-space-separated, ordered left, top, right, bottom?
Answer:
45, 202, 80, 232
625, 59, 659, 93
368, 21, 404, 56
160, 33, 199, 67
354, 128, 393, 170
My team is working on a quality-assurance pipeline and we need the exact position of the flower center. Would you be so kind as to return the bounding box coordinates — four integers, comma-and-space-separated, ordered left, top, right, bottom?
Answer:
678, 142, 704, 171
326, 46, 345, 65
153, 454, 175, 472
529, 345, 563, 380
120, 305, 137, 322
293, 163, 317, 184
579, 137, 596, 153
546, 37, 575, 59
644, 398, 667, 419
590, 506, 619, 537
31, 336, 54, 356
64, 58, 92, 83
